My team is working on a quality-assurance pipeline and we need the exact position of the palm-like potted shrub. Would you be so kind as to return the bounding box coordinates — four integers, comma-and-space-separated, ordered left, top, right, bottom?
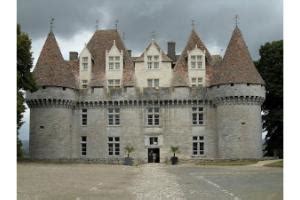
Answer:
124, 145, 135, 165
170, 146, 179, 165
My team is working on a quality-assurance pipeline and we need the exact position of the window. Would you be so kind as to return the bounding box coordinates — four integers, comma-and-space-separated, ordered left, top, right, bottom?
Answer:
82, 57, 88, 71
108, 108, 120, 125
82, 80, 88, 88
147, 55, 159, 69
108, 56, 121, 70
191, 77, 203, 87
192, 107, 204, 125
192, 136, 204, 155
190, 54, 203, 69
107, 79, 121, 88
147, 79, 159, 88
149, 137, 158, 145
108, 137, 120, 155
82, 109, 87, 126
147, 107, 160, 126
81, 136, 87, 156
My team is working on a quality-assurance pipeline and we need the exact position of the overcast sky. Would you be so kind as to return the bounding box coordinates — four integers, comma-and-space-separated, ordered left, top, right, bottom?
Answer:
17, 0, 282, 141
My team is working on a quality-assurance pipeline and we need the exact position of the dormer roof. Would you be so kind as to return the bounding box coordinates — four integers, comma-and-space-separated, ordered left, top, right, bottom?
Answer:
86, 29, 134, 87
210, 27, 265, 86
33, 31, 78, 89
172, 29, 213, 87
135, 41, 172, 62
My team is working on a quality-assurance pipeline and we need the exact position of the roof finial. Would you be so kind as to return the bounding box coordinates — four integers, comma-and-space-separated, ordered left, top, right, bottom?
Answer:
95, 19, 99, 31
115, 19, 119, 30
151, 31, 156, 41
234, 14, 239, 27
50, 17, 54, 32
191, 19, 195, 30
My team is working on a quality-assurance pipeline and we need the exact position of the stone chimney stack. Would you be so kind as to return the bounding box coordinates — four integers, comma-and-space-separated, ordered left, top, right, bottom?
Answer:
127, 50, 132, 57
69, 51, 78, 61
167, 41, 176, 61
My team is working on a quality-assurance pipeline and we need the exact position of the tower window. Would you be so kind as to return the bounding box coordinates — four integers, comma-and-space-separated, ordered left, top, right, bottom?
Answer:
192, 107, 204, 125
81, 136, 87, 156
192, 136, 204, 155
81, 109, 87, 126
108, 137, 120, 156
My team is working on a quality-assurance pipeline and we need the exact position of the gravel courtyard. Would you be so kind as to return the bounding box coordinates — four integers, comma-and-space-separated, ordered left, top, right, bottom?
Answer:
17, 162, 282, 200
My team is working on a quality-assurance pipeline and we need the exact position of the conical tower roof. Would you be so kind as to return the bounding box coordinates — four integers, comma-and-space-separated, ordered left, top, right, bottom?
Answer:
172, 29, 212, 87
211, 27, 265, 86
33, 31, 77, 89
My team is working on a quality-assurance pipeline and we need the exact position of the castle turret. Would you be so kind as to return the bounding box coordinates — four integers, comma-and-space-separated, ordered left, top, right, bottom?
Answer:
209, 26, 265, 159
26, 30, 78, 159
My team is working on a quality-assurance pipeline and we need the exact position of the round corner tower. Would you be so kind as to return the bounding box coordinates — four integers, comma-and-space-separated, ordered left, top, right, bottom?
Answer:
209, 26, 266, 159
26, 31, 78, 159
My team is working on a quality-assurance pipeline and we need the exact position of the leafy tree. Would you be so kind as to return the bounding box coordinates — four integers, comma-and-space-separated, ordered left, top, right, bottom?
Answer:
17, 24, 37, 158
124, 145, 134, 158
170, 146, 179, 157
255, 40, 283, 158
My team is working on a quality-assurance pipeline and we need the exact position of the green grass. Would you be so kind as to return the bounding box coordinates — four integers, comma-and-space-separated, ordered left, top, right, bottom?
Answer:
264, 160, 283, 168
195, 160, 258, 166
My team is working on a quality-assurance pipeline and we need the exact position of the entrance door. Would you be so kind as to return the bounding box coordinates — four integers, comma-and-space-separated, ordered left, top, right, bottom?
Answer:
148, 148, 160, 163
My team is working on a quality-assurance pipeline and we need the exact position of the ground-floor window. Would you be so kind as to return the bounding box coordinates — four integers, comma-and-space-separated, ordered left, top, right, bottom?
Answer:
81, 136, 87, 156
108, 137, 120, 155
192, 136, 204, 155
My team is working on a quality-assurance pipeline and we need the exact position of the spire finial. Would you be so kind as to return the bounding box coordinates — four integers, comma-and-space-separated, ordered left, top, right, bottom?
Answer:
95, 19, 99, 31
234, 14, 239, 27
191, 19, 195, 30
151, 31, 156, 41
115, 19, 119, 30
50, 17, 55, 32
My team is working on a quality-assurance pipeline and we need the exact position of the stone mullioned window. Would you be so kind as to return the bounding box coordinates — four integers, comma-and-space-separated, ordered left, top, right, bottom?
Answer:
192, 106, 204, 125
108, 108, 120, 126
146, 107, 160, 126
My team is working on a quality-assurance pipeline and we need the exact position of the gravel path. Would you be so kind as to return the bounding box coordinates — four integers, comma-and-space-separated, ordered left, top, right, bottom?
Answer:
129, 164, 186, 200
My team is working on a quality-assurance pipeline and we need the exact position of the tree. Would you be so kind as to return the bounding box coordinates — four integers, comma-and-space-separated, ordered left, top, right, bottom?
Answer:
17, 24, 37, 158
255, 40, 283, 158
170, 146, 179, 157
124, 145, 135, 158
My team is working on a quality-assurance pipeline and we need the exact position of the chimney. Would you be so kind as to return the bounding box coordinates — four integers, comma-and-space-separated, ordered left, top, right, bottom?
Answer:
167, 41, 176, 61
127, 49, 132, 57
69, 51, 78, 61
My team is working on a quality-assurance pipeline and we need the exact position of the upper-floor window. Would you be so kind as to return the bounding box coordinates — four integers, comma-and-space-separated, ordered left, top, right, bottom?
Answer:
147, 79, 159, 88
147, 107, 160, 126
192, 136, 204, 155
82, 57, 88, 71
81, 136, 87, 156
81, 80, 88, 88
192, 107, 204, 125
108, 56, 121, 70
190, 55, 203, 69
108, 136, 120, 156
147, 55, 159, 69
191, 77, 203, 87
108, 108, 120, 126
149, 137, 158, 145
81, 109, 87, 126
107, 79, 121, 89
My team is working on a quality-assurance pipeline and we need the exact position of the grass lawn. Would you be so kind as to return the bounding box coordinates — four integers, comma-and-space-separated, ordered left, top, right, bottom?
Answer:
195, 160, 258, 166
264, 160, 283, 168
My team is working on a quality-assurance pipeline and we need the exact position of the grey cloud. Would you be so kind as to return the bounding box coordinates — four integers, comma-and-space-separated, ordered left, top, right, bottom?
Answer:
18, 0, 282, 59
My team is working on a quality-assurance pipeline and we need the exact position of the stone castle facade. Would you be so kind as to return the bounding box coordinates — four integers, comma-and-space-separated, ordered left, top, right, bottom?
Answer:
26, 25, 265, 162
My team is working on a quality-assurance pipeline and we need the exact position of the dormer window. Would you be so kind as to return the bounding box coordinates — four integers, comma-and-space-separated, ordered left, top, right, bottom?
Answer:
191, 55, 203, 69
81, 56, 89, 71
108, 56, 121, 70
147, 55, 159, 69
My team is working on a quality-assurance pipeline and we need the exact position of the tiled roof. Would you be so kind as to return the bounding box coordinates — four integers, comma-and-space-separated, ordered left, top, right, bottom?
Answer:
87, 29, 135, 87
134, 41, 172, 62
210, 27, 265, 86
33, 32, 78, 89
172, 29, 213, 87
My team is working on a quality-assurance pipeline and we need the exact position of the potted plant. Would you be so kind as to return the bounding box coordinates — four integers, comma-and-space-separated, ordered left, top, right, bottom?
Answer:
124, 145, 135, 165
170, 146, 179, 165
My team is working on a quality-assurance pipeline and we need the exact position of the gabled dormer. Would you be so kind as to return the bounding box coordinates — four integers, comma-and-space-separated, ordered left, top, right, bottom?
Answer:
105, 40, 123, 88
134, 41, 172, 89
79, 45, 92, 89
187, 44, 206, 87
